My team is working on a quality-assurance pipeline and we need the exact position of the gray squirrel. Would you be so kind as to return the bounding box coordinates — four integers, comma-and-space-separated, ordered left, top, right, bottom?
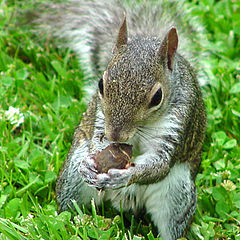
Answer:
35, 0, 207, 239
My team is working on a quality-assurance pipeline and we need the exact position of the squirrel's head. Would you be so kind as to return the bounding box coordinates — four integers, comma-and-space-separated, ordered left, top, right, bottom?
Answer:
98, 16, 178, 142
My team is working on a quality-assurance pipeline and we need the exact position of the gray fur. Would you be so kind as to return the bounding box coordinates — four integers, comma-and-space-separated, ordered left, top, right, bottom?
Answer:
33, 1, 207, 239
35, 0, 208, 90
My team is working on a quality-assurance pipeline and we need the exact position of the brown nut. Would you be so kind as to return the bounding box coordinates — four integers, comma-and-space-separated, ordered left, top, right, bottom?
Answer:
95, 143, 133, 173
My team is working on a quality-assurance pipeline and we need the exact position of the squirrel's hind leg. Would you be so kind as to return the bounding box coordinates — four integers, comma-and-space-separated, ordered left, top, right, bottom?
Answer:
144, 162, 196, 240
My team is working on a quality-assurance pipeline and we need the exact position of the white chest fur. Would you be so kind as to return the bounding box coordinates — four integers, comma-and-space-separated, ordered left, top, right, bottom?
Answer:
104, 162, 192, 212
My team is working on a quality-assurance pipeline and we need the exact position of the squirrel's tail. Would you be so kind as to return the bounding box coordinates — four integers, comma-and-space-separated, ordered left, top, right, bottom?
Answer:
30, 1, 125, 83
25, 0, 209, 97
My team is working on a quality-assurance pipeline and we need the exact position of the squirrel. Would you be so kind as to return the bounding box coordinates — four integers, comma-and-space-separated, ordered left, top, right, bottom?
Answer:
34, 0, 207, 239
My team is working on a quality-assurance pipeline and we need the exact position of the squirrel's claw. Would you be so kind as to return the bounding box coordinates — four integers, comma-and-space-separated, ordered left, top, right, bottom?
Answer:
79, 157, 135, 190
78, 157, 98, 184
95, 168, 134, 190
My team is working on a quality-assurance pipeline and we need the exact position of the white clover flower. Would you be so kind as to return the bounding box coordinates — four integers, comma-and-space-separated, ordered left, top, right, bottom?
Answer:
221, 180, 236, 192
5, 106, 24, 127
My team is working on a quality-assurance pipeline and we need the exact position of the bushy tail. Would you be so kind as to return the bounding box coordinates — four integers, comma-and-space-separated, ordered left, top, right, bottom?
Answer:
31, 1, 124, 82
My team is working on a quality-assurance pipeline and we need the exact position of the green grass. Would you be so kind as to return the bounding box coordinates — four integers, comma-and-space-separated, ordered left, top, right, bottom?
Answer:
0, 0, 240, 239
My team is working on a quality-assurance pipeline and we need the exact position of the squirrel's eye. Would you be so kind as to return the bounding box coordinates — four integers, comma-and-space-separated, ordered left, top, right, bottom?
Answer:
98, 78, 104, 96
149, 88, 162, 108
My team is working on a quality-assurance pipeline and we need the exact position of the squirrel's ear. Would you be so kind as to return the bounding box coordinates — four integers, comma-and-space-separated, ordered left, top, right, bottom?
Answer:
114, 14, 128, 51
158, 27, 178, 71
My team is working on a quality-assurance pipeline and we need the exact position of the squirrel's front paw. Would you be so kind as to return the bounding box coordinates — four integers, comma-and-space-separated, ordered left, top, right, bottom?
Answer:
96, 167, 135, 190
78, 157, 98, 186
79, 155, 135, 190
78, 156, 112, 190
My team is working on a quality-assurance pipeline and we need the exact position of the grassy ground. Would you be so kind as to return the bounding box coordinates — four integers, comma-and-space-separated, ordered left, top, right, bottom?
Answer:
0, 0, 240, 239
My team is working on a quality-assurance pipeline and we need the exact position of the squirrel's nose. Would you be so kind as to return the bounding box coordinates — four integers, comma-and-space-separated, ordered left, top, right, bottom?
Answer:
109, 131, 120, 142
105, 127, 129, 142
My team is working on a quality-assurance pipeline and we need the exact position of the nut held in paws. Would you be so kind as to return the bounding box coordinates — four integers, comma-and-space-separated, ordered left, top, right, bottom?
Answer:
95, 143, 133, 173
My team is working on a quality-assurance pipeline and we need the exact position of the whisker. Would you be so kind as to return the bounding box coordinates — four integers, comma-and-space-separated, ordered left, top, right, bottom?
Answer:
138, 125, 163, 131
136, 128, 151, 143
135, 131, 148, 144
137, 127, 155, 139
